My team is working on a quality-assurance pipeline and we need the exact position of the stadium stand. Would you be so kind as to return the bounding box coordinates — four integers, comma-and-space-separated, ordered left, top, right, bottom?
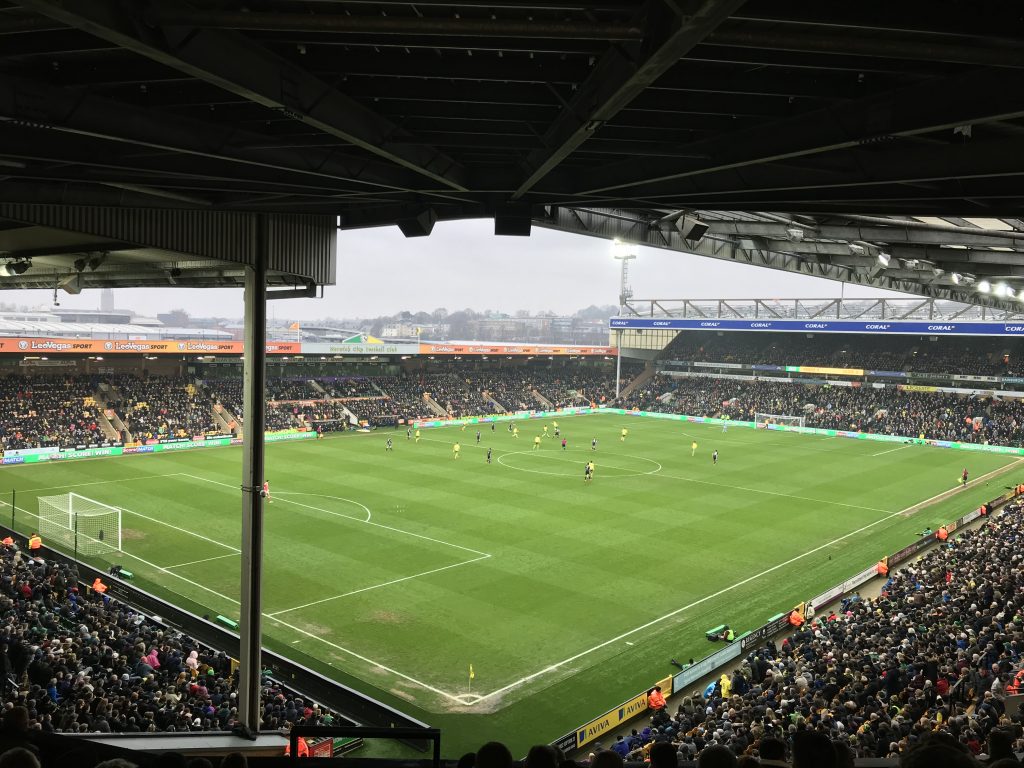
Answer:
295, 401, 352, 432
103, 375, 218, 441
628, 377, 1024, 447
204, 378, 301, 433
314, 377, 380, 399
660, 331, 1018, 377
603, 501, 1024, 764
264, 378, 316, 402
530, 370, 621, 408
0, 375, 104, 451
363, 376, 436, 421
0, 537, 342, 742
422, 373, 501, 417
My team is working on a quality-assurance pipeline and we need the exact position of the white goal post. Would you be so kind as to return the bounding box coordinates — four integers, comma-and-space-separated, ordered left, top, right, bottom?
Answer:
37, 493, 122, 556
754, 412, 806, 429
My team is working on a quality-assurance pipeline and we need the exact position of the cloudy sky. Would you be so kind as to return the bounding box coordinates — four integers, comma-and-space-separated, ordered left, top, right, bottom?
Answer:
13, 219, 910, 321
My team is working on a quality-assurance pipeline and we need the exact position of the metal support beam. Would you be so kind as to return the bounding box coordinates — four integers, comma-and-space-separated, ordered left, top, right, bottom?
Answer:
705, 27, 1024, 69
0, 75, 435, 196
238, 217, 268, 734
582, 67, 1024, 195
536, 206, 1020, 311
154, 10, 642, 40
19, 0, 469, 192
706, 222, 1024, 249
511, 0, 745, 199
603, 138, 1024, 202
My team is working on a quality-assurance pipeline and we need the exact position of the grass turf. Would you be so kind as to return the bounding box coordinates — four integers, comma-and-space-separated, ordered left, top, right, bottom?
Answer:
1, 413, 1020, 755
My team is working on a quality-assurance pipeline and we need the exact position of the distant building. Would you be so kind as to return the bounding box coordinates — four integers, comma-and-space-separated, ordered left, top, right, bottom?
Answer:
100, 288, 115, 312
381, 321, 447, 338
51, 307, 134, 325
465, 315, 606, 344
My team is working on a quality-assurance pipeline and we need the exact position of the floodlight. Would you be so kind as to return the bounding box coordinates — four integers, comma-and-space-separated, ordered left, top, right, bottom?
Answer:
0, 260, 30, 277
876, 252, 891, 267
675, 214, 709, 243
848, 243, 866, 256
951, 272, 962, 284
785, 227, 804, 242
978, 280, 992, 293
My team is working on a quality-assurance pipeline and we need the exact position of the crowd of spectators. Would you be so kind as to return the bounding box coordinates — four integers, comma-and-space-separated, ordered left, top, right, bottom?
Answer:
202, 379, 299, 433
295, 402, 352, 432
579, 501, 1024, 766
104, 376, 218, 442
661, 331, 1020, 378
416, 373, 500, 418
628, 376, 1024, 446
0, 535, 342, 749
314, 377, 380, 399
531, 369, 623, 408
361, 377, 436, 421
0, 375, 104, 451
264, 378, 315, 402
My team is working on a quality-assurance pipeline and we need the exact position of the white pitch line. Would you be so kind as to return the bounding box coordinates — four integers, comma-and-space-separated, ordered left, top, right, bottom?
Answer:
9, 473, 184, 494
470, 457, 1024, 704
269, 554, 491, 616
646, 471, 891, 514
2, 490, 474, 704
264, 612, 465, 703
165, 552, 241, 569
110, 548, 466, 704
178, 472, 491, 558
872, 445, 912, 457
119, 504, 241, 553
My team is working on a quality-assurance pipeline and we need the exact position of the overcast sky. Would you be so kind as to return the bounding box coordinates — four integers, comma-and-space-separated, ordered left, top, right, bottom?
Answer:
11, 219, 911, 321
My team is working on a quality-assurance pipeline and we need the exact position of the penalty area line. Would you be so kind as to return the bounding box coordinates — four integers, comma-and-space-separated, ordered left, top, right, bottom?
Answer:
0, 495, 478, 705
268, 553, 491, 616
177, 472, 490, 558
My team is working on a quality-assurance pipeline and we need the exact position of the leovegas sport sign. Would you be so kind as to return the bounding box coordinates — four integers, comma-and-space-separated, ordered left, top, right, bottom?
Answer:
0, 337, 302, 355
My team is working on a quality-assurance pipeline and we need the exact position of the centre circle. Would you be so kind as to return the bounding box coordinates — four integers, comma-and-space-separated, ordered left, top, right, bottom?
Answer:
496, 450, 662, 478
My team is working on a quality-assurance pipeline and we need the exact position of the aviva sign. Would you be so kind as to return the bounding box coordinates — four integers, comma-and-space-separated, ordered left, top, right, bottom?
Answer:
575, 690, 650, 748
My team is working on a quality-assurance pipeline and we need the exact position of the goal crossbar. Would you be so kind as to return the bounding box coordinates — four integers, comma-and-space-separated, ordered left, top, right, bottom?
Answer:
754, 412, 806, 429
37, 492, 122, 556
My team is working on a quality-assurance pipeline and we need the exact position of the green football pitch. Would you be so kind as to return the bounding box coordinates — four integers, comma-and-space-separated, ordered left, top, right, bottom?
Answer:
2, 414, 1021, 755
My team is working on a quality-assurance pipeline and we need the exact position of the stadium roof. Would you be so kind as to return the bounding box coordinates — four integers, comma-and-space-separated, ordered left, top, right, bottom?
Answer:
618, 297, 1024, 322
540, 208, 1024, 311
0, 320, 232, 339
1, 1, 1024, 302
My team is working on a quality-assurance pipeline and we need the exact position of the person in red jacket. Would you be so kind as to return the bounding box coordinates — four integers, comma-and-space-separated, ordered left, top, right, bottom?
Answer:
647, 686, 666, 711
284, 735, 309, 757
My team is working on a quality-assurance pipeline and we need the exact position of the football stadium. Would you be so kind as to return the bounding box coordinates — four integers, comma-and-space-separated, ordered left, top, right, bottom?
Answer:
3, 2, 1024, 767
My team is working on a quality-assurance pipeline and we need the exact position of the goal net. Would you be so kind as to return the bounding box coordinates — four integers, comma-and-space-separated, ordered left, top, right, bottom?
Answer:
754, 412, 806, 429
37, 493, 122, 556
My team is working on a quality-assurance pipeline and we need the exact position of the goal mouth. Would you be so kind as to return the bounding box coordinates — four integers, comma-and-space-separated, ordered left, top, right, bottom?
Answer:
37, 492, 122, 557
753, 412, 806, 430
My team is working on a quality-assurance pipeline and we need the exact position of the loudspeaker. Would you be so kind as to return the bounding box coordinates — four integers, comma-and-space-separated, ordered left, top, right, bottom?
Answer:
676, 214, 709, 243
494, 205, 532, 236
397, 208, 437, 238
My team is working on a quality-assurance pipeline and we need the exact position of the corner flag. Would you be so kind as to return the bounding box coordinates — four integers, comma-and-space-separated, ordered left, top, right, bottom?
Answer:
469, 664, 475, 680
